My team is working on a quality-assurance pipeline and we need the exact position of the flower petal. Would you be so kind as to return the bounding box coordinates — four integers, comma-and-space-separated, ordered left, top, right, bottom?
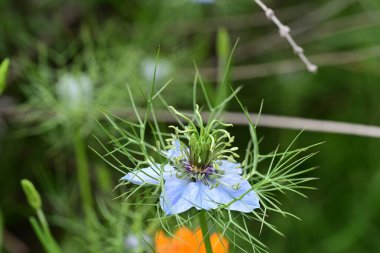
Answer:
187, 182, 220, 211
165, 139, 182, 159
155, 231, 172, 253
160, 176, 194, 215
161, 177, 223, 214
216, 160, 242, 175
216, 174, 260, 212
160, 171, 259, 214
210, 233, 229, 253
121, 164, 174, 185
175, 227, 198, 252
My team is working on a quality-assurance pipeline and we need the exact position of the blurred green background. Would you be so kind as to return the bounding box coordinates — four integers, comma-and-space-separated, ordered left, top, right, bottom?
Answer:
1, 0, 380, 252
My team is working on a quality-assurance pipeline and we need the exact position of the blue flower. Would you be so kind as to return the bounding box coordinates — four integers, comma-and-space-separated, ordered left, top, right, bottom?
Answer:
122, 140, 260, 215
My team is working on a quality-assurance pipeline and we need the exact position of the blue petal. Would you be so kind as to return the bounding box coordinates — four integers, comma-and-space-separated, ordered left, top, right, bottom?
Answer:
160, 176, 194, 215
188, 181, 220, 211
160, 177, 222, 215
216, 160, 242, 175
121, 164, 174, 185
160, 173, 259, 214
164, 139, 182, 159
215, 174, 260, 212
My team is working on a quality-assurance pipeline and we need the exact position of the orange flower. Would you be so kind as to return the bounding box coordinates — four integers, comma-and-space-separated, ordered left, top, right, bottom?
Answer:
155, 227, 229, 253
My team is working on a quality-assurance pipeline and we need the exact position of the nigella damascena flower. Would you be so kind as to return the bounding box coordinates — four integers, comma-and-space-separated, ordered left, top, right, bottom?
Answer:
141, 58, 172, 83
122, 112, 260, 215
124, 234, 152, 253
56, 73, 93, 112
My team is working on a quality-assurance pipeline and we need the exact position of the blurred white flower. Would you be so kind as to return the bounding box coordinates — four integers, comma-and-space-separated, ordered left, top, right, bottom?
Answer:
124, 234, 152, 253
56, 73, 93, 112
141, 58, 172, 83
192, 0, 215, 4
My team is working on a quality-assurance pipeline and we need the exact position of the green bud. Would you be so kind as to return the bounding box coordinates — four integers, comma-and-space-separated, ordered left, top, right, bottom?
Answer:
0, 58, 10, 95
217, 27, 231, 64
21, 179, 42, 210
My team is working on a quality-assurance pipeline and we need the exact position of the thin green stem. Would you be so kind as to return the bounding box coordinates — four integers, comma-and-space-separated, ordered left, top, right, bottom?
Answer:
74, 130, 93, 218
34, 210, 61, 253
37, 209, 51, 235
199, 211, 213, 253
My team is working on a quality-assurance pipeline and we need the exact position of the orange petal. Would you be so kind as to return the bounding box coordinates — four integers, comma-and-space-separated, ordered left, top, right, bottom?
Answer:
155, 227, 229, 253
155, 231, 172, 253
210, 233, 229, 253
175, 227, 198, 252
194, 228, 207, 253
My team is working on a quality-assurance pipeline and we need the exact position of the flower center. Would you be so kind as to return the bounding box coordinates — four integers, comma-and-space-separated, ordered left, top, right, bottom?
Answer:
167, 105, 240, 184
183, 162, 214, 176
180, 161, 217, 183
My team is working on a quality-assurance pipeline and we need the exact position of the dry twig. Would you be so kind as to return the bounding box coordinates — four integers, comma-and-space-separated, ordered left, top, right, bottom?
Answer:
253, 0, 318, 72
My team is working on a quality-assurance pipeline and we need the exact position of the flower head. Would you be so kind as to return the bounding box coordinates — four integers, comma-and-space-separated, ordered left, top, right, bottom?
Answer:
124, 233, 152, 253
155, 227, 228, 253
141, 57, 172, 82
56, 73, 93, 113
122, 106, 259, 215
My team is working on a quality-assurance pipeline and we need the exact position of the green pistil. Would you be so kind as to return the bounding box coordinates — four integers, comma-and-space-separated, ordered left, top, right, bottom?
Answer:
189, 131, 213, 168
168, 104, 240, 175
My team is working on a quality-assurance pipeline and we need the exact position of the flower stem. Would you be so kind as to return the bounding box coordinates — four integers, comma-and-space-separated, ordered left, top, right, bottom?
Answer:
199, 211, 213, 253
73, 130, 93, 218
36, 209, 61, 253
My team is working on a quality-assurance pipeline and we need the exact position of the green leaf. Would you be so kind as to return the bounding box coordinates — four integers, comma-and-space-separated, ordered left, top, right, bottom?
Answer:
0, 58, 10, 94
